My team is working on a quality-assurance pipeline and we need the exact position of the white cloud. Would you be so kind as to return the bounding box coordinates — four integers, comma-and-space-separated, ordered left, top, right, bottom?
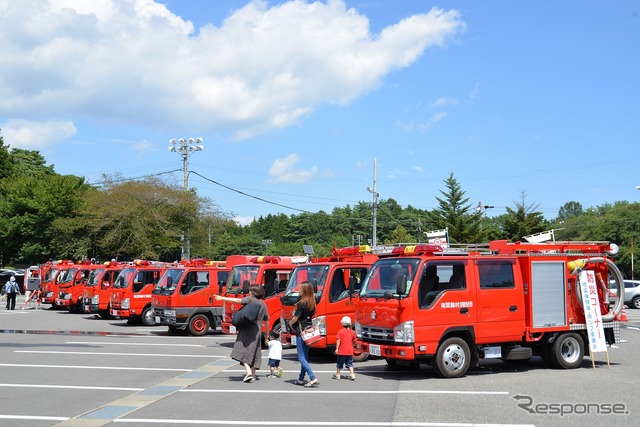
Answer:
430, 97, 459, 107
0, 0, 465, 141
233, 216, 255, 226
268, 153, 317, 184
0, 119, 76, 150
413, 165, 424, 172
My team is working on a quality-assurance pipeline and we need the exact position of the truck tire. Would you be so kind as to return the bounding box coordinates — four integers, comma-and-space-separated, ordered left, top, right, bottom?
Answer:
632, 296, 640, 309
433, 337, 470, 378
501, 345, 532, 362
141, 306, 156, 326
550, 332, 584, 369
188, 314, 210, 336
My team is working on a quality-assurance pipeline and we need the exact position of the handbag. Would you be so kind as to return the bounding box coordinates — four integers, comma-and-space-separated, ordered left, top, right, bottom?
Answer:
231, 302, 261, 329
300, 324, 322, 345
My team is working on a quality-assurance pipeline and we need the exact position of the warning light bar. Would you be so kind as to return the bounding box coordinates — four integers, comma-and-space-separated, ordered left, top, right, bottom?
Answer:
331, 245, 371, 257
250, 256, 282, 264
391, 244, 443, 255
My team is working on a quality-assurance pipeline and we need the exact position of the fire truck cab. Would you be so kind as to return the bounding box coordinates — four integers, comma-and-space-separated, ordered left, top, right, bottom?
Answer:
82, 261, 128, 318
221, 255, 308, 337
355, 240, 625, 378
39, 260, 75, 307
56, 260, 103, 312
110, 260, 170, 325
280, 245, 377, 359
152, 259, 230, 336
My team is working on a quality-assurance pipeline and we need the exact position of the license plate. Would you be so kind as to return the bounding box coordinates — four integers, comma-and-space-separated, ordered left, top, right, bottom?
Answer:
291, 335, 297, 346
155, 316, 160, 324
369, 344, 381, 356
229, 326, 236, 334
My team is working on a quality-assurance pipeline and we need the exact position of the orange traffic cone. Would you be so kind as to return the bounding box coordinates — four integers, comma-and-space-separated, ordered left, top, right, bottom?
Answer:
619, 305, 627, 321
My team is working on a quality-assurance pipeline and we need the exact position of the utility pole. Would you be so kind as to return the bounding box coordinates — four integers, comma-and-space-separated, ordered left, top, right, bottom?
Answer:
367, 158, 379, 249
169, 137, 204, 261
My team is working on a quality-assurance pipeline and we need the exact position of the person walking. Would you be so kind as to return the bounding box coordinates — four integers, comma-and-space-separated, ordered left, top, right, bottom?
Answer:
4, 276, 21, 310
288, 281, 319, 388
266, 330, 283, 378
214, 285, 268, 383
333, 315, 357, 380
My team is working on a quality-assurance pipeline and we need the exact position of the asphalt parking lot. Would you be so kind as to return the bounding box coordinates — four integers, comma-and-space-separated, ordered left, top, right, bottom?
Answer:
1, 300, 639, 427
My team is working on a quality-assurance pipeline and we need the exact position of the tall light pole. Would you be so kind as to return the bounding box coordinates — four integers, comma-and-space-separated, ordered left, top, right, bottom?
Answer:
367, 158, 379, 249
169, 137, 204, 260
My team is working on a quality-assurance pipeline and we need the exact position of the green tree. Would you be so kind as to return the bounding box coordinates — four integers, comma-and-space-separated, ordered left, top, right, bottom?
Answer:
428, 173, 481, 243
80, 176, 203, 260
499, 191, 547, 241
557, 201, 584, 222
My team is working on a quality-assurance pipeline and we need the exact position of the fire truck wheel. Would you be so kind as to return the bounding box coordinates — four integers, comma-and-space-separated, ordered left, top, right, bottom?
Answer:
550, 332, 584, 369
188, 314, 210, 336
141, 306, 156, 326
433, 337, 471, 378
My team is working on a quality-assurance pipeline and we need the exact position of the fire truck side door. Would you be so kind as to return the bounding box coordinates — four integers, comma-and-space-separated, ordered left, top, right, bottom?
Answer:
475, 260, 526, 343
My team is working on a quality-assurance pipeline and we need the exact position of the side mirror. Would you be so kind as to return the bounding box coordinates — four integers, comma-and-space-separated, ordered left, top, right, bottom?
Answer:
166, 277, 173, 288
242, 280, 250, 294
396, 275, 407, 296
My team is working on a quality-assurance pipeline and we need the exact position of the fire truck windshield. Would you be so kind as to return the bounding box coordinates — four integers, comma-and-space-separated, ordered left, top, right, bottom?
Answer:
225, 265, 260, 295
153, 269, 185, 295
43, 268, 58, 282
113, 268, 136, 289
282, 265, 328, 305
85, 269, 106, 287
359, 258, 420, 298
57, 268, 77, 285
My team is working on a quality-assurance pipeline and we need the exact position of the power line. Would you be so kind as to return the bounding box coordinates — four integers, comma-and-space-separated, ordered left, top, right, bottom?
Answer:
190, 171, 310, 214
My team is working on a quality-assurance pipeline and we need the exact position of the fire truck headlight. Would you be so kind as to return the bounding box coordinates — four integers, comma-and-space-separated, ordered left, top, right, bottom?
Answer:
355, 321, 362, 339
44, 291, 53, 298
122, 298, 130, 309
164, 309, 176, 319
393, 320, 414, 343
316, 316, 326, 336
91, 295, 99, 304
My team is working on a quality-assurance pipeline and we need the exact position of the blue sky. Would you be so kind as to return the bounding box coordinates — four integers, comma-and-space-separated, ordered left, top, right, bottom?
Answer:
1, 0, 639, 226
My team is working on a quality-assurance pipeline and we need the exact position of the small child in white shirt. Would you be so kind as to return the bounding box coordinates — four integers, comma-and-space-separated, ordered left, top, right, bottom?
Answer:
266, 330, 283, 378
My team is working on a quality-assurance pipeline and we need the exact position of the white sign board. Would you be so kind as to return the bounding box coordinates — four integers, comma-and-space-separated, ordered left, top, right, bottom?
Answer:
578, 270, 607, 353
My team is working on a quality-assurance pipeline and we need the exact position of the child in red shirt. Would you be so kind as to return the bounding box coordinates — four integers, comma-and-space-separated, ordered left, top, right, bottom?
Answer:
333, 316, 357, 380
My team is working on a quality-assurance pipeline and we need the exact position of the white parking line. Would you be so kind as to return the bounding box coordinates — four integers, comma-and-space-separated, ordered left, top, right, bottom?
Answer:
0, 363, 191, 372
66, 341, 207, 347
114, 419, 532, 426
0, 383, 143, 391
182, 389, 508, 395
15, 350, 223, 358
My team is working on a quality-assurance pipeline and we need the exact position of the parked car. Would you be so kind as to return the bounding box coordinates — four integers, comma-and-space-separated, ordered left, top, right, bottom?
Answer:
609, 280, 640, 309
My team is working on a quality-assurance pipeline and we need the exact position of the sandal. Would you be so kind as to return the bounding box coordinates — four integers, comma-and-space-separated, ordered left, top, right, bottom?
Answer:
304, 380, 319, 388
243, 375, 254, 383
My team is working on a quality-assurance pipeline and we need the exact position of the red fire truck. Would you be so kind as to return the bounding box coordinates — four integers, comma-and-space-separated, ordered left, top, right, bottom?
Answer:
280, 245, 377, 360
81, 261, 128, 318
110, 260, 171, 325
355, 240, 625, 378
55, 260, 104, 312
221, 255, 308, 336
39, 260, 75, 307
152, 259, 231, 336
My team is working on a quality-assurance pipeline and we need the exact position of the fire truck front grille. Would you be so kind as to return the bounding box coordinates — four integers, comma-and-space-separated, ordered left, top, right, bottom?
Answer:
361, 326, 394, 344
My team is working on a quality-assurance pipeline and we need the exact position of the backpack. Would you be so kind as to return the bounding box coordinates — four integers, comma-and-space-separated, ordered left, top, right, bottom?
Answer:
231, 302, 261, 329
